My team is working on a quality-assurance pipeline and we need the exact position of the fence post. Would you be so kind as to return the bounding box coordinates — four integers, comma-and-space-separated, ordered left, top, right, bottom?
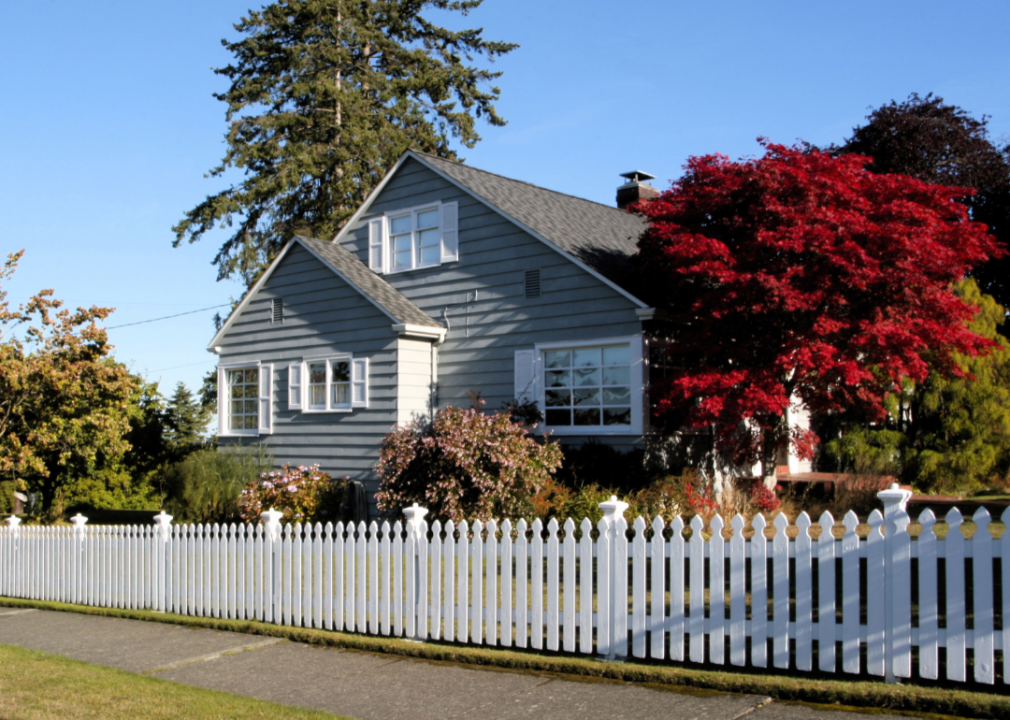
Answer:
153, 511, 173, 612
598, 495, 629, 659
70, 514, 87, 605
403, 504, 429, 640
878, 482, 912, 683
261, 507, 284, 624
5, 516, 21, 598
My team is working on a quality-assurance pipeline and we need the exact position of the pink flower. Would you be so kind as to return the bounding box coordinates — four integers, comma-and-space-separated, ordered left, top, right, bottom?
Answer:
287, 484, 298, 493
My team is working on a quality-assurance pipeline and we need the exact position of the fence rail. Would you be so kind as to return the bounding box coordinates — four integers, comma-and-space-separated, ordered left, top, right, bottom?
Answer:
1, 487, 1007, 685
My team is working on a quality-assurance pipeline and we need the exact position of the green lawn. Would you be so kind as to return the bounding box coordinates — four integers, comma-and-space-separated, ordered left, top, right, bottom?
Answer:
0, 643, 350, 720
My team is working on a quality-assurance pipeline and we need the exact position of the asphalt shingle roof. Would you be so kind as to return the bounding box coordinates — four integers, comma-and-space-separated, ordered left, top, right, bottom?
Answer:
413, 152, 649, 301
296, 235, 441, 328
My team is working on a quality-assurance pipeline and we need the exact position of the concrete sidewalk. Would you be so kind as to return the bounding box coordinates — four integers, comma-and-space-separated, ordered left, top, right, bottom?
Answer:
0, 608, 924, 720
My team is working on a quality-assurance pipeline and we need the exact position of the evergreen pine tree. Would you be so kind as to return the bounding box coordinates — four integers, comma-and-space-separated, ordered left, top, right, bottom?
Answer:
174, 0, 517, 287
166, 382, 211, 452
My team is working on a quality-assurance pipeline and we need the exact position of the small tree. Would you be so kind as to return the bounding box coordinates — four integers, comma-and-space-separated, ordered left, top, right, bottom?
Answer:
635, 141, 1003, 480
375, 400, 563, 522
0, 251, 137, 514
165, 381, 210, 455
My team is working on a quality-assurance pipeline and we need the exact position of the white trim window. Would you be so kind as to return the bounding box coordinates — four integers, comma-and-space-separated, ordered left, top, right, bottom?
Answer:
219, 363, 273, 436
289, 356, 368, 413
516, 336, 644, 435
369, 201, 458, 273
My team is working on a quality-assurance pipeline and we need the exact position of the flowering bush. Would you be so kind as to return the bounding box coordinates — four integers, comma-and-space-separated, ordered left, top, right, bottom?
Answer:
749, 481, 782, 514
375, 400, 563, 523
238, 464, 344, 523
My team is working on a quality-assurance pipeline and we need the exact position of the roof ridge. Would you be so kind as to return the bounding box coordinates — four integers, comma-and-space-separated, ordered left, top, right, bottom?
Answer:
409, 149, 641, 216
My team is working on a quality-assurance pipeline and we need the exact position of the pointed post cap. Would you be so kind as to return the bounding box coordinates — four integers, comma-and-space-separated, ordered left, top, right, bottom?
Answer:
598, 495, 629, 524
261, 507, 285, 542
153, 510, 173, 541
6, 515, 21, 531
70, 513, 88, 531
877, 482, 912, 511
403, 503, 429, 536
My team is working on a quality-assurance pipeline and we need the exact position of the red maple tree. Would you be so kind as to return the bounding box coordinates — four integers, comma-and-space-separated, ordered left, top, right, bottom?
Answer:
634, 141, 1004, 477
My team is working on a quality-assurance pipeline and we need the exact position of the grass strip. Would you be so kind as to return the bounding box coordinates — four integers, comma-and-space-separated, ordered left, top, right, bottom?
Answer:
2, 597, 1008, 720
0, 642, 349, 720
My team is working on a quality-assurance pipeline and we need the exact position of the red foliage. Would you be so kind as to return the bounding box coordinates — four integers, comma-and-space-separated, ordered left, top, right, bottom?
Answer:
635, 141, 1004, 468
749, 482, 782, 514
683, 479, 718, 520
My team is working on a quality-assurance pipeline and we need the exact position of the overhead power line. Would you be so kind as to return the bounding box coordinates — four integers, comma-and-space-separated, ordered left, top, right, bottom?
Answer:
106, 304, 231, 330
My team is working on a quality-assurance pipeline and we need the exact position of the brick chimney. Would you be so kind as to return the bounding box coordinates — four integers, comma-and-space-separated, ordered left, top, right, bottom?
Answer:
616, 170, 659, 210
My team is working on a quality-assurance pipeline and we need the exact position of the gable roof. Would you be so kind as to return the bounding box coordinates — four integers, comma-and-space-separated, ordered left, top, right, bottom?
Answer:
208, 235, 442, 350
327, 150, 652, 308
294, 235, 440, 328
409, 152, 651, 307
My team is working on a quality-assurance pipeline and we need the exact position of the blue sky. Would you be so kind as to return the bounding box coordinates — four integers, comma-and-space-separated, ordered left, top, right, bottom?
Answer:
2, 0, 1008, 407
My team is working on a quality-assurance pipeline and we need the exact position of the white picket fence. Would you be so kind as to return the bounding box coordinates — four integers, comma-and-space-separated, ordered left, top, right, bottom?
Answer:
0, 487, 1007, 685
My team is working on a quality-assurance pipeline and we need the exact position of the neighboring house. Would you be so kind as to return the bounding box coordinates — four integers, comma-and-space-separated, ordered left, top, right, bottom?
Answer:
208, 151, 809, 509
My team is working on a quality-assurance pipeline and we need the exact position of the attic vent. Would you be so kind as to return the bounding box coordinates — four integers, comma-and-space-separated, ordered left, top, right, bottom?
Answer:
524, 269, 541, 299
271, 298, 284, 324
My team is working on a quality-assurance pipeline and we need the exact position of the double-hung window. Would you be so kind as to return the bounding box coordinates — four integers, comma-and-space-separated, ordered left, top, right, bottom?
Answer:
218, 363, 273, 436
289, 356, 368, 412
368, 201, 458, 273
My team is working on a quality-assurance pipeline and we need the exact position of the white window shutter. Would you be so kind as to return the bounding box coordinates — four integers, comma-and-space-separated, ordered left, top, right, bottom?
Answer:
351, 358, 368, 408
217, 365, 227, 435
440, 202, 458, 262
514, 349, 536, 403
258, 363, 273, 434
288, 362, 302, 410
368, 218, 384, 272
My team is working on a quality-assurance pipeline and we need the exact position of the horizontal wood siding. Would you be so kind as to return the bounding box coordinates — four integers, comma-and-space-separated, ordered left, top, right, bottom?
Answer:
217, 243, 404, 496
347, 157, 647, 451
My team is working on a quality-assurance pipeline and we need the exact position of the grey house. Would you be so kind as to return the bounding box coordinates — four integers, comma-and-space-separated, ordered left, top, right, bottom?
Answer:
208, 151, 666, 502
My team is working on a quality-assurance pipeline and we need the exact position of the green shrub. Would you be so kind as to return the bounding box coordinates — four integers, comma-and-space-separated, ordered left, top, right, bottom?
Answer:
238, 464, 344, 524
163, 445, 273, 524
375, 400, 563, 523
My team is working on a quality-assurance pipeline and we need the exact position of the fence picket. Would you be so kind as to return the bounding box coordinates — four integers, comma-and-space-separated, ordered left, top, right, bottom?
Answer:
428, 521, 440, 638
972, 508, 995, 684
866, 510, 886, 677
579, 517, 593, 655
487, 519, 499, 647
378, 521, 389, 635
416, 519, 428, 640
750, 514, 768, 668
443, 520, 455, 642
457, 520, 469, 643
391, 520, 401, 637
817, 511, 836, 673
709, 515, 726, 666
501, 520, 513, 648
729, 515, 746, 667
334, 522, 345, 631
562, 518, 576, 653
689, 515, 705, 664
916, 510, 938, 679
772, 513, 790, 669
794, 513, 813, 672
944, 508, 967, 682
530, 519, 543, 650
471, 520, 483, 645
369, 521, 380, 636
668, 516, 685, 662
840, 511, 861, 674
547, 518, 559, 652
596, 515, 610, 658
631, 516, 646, 659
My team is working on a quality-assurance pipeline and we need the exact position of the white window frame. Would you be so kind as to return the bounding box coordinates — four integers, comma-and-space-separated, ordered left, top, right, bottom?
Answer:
534, 335, 645, 436
290, 354, 368, 413
378, 201, 458, 274
218, 361, 273, 437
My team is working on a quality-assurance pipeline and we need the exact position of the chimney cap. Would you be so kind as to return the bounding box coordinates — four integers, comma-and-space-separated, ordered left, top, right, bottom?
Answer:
619, 170, 656, 184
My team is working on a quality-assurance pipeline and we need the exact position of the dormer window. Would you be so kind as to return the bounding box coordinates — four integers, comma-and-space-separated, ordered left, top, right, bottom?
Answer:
368, 201, 458, 273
